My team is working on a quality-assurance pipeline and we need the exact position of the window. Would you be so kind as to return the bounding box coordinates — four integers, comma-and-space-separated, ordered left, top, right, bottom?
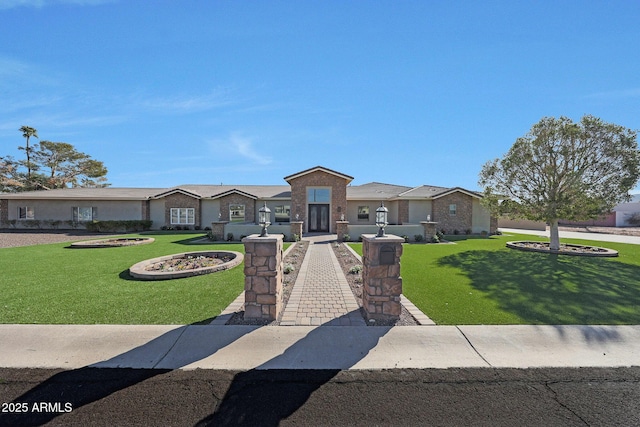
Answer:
307, 188, 330, 203
229, 204, 245, 222
449, 204, 457, 216
170, 208, 195, 225
275, 205, 290, 222
18, 207, 35, 220
73, 207, 96, 222
357, 206, 370, 221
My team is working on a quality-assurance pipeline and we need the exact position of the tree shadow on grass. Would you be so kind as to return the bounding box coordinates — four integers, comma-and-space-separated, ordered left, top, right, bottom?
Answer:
437, 250, 640, 325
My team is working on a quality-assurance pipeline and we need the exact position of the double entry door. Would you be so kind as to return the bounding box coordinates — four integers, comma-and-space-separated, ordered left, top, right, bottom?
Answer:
308, 204, 329, 232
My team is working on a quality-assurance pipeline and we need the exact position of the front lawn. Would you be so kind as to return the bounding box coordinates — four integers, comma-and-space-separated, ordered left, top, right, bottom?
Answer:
351, 234, 640, 325
0, 233, 245, 324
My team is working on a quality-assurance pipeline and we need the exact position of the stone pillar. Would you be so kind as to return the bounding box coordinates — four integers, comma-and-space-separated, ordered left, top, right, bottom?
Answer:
336, 220, 349, 241
290, 221, 303, 241
420, 221, 438, 242
361, 234, 403, 322
242, 234, 284, 321
210, 221, 228, 241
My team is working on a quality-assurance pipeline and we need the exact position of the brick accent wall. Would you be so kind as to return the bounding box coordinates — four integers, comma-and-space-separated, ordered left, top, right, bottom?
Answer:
432, 192, 473, 234
0, 199, 7, 224
141, 200, 150, 221
218, 194, 256, 223
288, 170, 348, 233
398, 200, 409, 224
163, 193, 201, 228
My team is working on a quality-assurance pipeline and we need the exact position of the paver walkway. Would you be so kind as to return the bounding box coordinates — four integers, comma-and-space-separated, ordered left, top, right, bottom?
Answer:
280, 236, 365, 326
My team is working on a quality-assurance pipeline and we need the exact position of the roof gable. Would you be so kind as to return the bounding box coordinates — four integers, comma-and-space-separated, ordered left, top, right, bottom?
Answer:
432, 187, 482, 200
210, 188, 258, 200
284, 166, 354, 184
153, 188, 202, 199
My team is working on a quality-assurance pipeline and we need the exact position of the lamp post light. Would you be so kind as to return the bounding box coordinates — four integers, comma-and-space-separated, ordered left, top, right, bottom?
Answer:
375, 202, 388, 237
259, 202, 271, 237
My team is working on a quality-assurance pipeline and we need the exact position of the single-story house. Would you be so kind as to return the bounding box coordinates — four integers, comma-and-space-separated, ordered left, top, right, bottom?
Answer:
0, 166, 497, 239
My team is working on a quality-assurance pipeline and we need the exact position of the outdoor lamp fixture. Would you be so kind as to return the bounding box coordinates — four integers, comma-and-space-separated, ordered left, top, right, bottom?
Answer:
258, 202, 271, 237
375, 202, 388, 237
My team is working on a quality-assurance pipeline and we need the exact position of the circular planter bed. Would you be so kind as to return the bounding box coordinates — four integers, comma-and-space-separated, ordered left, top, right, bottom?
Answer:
506, 241, 618, 257
70, 237, 155, 248
129, 250, 243, 280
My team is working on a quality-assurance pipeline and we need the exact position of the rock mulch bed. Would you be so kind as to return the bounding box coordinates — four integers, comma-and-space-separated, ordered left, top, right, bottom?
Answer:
507, 241, 618, 257
331, 242, 418, 326
0, 230, 123, 248
226, 240, 310, 326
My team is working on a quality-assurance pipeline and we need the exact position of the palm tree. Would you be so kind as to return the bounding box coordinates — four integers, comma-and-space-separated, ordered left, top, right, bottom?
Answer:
19, 125, 38, 182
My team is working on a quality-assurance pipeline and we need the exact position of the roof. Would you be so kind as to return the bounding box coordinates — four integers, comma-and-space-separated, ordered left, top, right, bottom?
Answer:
0, 187, 163, 200
397, 185, 450, 199
284, 166, 354, 184
347, 182, 412, 200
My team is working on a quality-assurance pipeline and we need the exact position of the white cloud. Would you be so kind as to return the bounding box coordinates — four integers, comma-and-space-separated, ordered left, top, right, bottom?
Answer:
209, 133, 272, 166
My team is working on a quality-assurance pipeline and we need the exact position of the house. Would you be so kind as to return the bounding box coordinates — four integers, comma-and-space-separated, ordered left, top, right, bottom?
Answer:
0, 166, 497, 239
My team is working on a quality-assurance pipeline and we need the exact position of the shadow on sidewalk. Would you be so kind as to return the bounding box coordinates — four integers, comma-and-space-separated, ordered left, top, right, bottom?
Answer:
0, 323, 256, 426
0, 314, 388, 426
197, 315, 390, 426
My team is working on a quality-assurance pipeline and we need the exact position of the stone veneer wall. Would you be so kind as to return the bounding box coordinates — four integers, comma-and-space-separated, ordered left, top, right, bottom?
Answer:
288, 170, 348, 233
163, 193, 201, 228
218, 194, 256, 223
0, 199, 7, 224
243, 235, 284, 321
432, 192, 473, 234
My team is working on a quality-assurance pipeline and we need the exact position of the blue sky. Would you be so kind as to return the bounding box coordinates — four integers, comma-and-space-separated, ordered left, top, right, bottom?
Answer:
2, 0, 640, 191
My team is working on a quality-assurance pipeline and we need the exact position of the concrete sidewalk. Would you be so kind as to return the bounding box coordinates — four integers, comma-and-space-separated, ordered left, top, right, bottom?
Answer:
0, 324, 638, 370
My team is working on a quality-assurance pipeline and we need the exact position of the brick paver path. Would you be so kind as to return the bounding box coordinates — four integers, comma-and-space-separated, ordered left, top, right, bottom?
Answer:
280, 240, 366, 326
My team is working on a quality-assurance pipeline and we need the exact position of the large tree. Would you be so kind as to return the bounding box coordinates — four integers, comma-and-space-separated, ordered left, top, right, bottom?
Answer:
18, 125, 38, 183
32, 141, 109, 189
1, 127, 109, 192
479, 115, 640, 251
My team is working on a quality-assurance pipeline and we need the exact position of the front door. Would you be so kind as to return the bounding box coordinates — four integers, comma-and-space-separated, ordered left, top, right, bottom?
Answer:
308, 204, 329, 232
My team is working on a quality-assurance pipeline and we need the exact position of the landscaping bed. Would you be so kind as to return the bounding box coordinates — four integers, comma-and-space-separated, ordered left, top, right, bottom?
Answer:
331, 242, 418, 326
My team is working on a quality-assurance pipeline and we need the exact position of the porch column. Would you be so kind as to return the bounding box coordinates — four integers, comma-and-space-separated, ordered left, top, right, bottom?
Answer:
210, 221, 228, 241
336, 220, 349, 241
420, 221, 438, 242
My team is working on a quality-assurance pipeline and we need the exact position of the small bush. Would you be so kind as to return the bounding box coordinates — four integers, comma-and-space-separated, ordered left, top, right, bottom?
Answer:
453, 229, 460, 235
431, 234, 440, 243
207, 231, 219, 241
194, 225, 201, 230
402, 235, 410, 243
465, 228, 472, 235
414, 234, 424, 242
226, 233, 234, 242
293, 233, 301, 242
23, 220, 42, 229
204, 226, 212, 231
342, 234, 351, 242
283, 264, 295, 274
47, 220, 62, 229
627, 212, 640, 226
349, 265, 362, 274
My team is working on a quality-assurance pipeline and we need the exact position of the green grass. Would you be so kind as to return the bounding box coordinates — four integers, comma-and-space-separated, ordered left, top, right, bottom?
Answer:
0, 233, 245, 324
350, 234, 640, 325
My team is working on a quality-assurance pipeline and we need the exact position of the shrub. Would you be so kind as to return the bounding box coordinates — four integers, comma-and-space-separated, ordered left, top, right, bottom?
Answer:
414, 234, 424, 242
206, 231, 219, 241
293, 233, 301, 242
47, 220, 62, 229
194, 225, 201, 230
465, 228, 472, 235
65, 220, 79, 229
431, 234, 440, 243
402, 235, 410, 243
283, 263, 295, 274
226, 233, 234, 242
453, 229, 460, 235
84, 220, 153, 233
342, 234, 351, 242
204, 226, 212, 231
348, 265, 362, 274
23, 220, 42, 229
627, 212, 640, 226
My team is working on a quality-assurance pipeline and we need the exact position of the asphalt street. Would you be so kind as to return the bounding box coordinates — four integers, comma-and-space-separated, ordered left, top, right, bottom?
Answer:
1, 367, 639, 426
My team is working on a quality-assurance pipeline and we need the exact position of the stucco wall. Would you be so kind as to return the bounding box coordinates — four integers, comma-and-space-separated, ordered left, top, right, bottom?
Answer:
615, 202, 640, 226
200, 199, 221, 227
408, 200, 432, 223
471, 199, 492, 234
6, 199, 143, 227
149, 199, 165, 229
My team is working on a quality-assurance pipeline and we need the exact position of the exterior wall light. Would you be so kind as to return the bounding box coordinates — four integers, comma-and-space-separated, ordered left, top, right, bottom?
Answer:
375, 202, 388, 237
259, 202, 271, 237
